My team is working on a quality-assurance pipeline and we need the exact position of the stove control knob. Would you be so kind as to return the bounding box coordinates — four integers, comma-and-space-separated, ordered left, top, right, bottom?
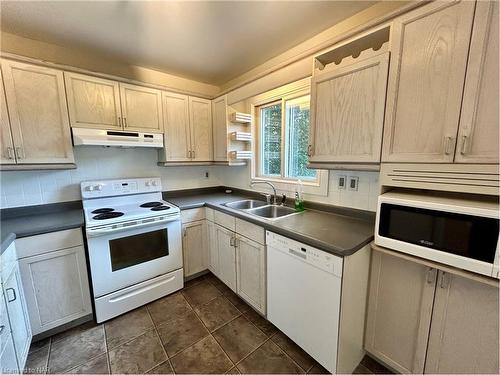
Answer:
151, 180, 157, 186
95, 184, 103, 191
145, 181, 151, 187
86, 185, 94, 192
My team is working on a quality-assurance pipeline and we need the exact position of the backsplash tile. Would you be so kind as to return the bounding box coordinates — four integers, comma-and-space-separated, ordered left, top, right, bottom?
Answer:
0, 147, 221, 209
1, 147, 380, 212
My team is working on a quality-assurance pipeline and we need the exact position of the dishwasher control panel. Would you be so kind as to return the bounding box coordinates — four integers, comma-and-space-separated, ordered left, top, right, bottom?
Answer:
266, 231, 343, 277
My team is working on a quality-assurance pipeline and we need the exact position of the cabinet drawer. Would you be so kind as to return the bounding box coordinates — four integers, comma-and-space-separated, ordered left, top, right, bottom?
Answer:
236, 218, 265, 245
214, 211, 236, 231
181, 208, 206, 223
206, 207, 215, 222
15, 228, 83, 259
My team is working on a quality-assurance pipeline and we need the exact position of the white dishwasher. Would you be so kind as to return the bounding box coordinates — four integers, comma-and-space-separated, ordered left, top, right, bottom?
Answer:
267, 231, 343, 374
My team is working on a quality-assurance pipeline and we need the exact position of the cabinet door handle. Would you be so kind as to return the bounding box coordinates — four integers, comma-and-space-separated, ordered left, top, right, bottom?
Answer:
426, 267, 436, 284
6, 147, 14, 159
183, 228, 187, 237
6, 287, 16, 302
444, 136, 455, 155
230, 236, 235, 246
15, 147, 24, 159
192, 150, 195, 158
460, 135, 469, 155
123, 117, 127, 127
118, 117, 122, 127
307, 144, 313, 157
439, 272, 449, 289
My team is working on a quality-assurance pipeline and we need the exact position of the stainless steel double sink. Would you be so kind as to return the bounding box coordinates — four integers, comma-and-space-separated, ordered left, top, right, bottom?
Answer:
223, 199, 300, 220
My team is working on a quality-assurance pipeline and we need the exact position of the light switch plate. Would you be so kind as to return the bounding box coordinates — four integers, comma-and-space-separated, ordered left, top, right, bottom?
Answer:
338, 175, 347, 190
348, 176, 359, 191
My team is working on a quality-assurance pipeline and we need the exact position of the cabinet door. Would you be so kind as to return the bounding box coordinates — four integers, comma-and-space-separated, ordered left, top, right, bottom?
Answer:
64, 72, 122, 130
382, 1, 475, 163
182, 220, 208, 277
119, 83, 163, 132
212, 96, 228, 162
162, 92, 191, 161
0, 69, 15, 164
0, 288, 18, 374
18, 246, 92, 335
309, 51, 389, 163
1, 60, 74, 164
189, 97, 213, 161
207, 220, 220, 277
215, 224, 236, 291
0, 333, 18, 375
365, 250, 437, 374
3, 265, 32, 370
425, 271, 499, 374
455, 1, 499, 164
236, 235, 266, 314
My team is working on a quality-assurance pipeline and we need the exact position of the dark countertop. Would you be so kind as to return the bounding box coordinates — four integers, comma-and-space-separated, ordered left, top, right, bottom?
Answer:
165, 189, 375, 256
1, 201, 84, 254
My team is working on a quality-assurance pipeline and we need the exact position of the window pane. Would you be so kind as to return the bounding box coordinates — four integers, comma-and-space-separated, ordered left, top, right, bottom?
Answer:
260, 103, 282, 176
285, 96, 316, 180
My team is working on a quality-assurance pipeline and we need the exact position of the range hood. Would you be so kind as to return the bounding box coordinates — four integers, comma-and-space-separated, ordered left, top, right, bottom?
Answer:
72, 128, 164, 148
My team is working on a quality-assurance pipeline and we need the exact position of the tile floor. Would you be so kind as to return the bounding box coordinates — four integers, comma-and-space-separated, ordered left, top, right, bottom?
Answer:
24, 273, 392, 374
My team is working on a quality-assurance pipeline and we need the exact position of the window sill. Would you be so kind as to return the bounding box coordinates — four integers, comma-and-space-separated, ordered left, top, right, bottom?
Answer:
251, 170, 329, 197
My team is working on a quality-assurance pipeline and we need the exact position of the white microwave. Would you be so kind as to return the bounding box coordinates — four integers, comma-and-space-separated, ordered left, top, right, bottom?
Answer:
375, 190, 500, 279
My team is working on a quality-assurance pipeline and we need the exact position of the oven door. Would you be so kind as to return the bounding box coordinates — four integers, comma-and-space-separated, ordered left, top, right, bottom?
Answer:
87, 219, 182, 297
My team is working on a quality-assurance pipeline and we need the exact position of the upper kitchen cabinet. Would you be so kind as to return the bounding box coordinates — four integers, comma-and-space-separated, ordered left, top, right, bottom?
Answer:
212, 96, 228, 162
309, 47, 389, 166
308, 26, 390, 170
159, 94, 213, 165
119, 83, 163, 132
455, 1, 499, 164
189, 96, 213, 162
382, 1, 476, 163
0, 69, 16, 165
65, 72, 162, 133
1, 59, 74, 165
64, 72, 122, 130
162, 92, 191, 161
212, 96, 252, 166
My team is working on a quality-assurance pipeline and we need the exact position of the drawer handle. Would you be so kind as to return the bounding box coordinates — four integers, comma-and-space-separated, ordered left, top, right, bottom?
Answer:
6, 288, 16, 302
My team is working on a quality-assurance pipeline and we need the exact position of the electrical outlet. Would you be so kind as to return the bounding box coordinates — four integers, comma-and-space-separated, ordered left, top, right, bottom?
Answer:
338, 175, 347, 190
348, 176, 359, 191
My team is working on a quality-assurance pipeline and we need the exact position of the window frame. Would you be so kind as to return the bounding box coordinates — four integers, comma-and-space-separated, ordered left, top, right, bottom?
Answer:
253, 90, 327, 191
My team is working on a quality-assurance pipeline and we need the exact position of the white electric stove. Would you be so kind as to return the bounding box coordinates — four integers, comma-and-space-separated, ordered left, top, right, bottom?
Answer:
81, 177, 183, 322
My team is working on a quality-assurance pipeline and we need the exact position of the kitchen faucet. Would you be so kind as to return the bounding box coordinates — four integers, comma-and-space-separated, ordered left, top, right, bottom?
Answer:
251, 181, 278, 205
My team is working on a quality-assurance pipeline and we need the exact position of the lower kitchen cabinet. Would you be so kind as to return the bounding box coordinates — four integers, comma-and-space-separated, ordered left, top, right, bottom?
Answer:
425, 271, 499, 374
3, 265, 31, 370
16, 229, 92, 336
365, 247, 499, 374
236, 235, 266, 314
1, 241, 32, 373
182, 220, 208, 277
214, 224, 237, 291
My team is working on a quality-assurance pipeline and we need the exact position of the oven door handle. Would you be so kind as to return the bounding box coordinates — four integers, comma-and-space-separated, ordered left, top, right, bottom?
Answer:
86, 215, 179, 237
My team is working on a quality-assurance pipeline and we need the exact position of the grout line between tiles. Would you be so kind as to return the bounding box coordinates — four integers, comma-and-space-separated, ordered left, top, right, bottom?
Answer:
180, 281, 237, 372
146, 306, 173, 375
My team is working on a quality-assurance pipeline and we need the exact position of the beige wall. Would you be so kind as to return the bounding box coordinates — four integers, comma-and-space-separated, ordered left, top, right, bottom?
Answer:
1, 1, 414, 101
0, 32, 219, 98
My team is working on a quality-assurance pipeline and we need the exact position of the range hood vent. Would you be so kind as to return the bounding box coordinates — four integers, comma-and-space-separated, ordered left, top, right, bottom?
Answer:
72, 128, 164, 148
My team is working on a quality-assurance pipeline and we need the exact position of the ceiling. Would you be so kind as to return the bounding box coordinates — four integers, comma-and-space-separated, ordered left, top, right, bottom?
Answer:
0, 1, 376, 85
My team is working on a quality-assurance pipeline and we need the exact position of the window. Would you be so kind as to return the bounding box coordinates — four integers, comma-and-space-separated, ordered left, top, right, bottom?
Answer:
257, 95, 316, 181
